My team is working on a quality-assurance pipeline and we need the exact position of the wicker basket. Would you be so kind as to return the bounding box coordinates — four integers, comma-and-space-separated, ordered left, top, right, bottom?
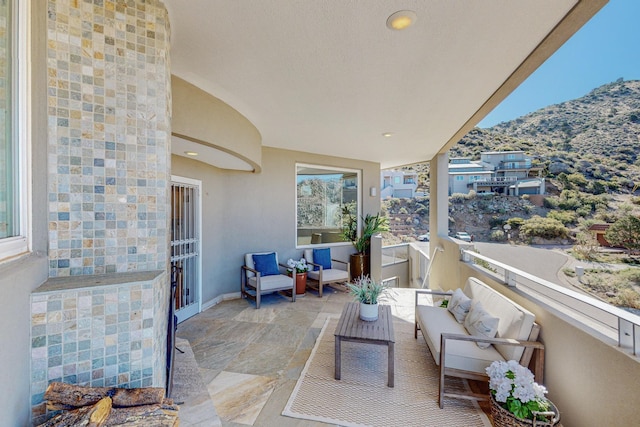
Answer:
490, 394, 560, 427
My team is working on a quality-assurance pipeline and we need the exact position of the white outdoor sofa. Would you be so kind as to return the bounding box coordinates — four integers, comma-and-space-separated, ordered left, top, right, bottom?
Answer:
415, 277, 545, 408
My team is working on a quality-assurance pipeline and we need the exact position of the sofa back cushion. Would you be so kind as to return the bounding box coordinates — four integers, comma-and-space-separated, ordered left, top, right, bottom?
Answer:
463, 277, 535, 361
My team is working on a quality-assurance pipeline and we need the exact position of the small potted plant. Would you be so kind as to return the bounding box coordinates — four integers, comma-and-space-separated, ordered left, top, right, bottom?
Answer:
286, 258, 311, 296
486, 360, 560, 427
346, 276, 389, 321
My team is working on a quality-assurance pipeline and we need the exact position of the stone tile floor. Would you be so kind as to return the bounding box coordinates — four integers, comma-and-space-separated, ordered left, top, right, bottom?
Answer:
174, 285, 419, 426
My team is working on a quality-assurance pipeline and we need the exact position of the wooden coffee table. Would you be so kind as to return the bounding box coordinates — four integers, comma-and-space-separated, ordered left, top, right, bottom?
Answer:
334, 302, 395, 387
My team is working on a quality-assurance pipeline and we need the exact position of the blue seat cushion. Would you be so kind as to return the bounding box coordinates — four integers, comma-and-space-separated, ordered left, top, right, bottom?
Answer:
252, 253, 280, 276
313, 248, 332, 271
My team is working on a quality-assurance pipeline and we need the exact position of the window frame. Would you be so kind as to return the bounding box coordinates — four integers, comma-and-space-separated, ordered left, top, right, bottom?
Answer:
0, 0, 30, 261
295, 163, 361, 249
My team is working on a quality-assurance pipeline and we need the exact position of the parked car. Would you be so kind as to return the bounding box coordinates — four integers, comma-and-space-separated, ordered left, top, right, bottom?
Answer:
417, 232, 429, 242
454, 231, 472, 242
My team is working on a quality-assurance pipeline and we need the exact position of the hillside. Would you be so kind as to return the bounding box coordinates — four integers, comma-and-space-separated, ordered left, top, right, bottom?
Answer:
383, 79, 640, 244
399, 79, 640, 194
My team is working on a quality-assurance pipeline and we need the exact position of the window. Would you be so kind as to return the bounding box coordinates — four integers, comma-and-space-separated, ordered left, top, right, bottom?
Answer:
0, 0, 28, 260
296, 164, 360, 247
455, 176, 464, 181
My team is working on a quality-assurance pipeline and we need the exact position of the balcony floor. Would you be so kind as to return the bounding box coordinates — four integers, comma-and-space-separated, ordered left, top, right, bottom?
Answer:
174, 286, 489, 426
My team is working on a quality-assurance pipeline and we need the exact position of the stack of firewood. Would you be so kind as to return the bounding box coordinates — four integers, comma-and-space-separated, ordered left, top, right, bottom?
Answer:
38, 382, 179, 426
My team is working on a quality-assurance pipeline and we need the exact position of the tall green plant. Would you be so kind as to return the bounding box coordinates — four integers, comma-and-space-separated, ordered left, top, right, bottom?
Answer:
341, 205, 389, 254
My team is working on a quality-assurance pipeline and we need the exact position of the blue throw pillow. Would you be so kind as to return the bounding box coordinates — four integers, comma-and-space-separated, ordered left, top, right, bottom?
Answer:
313, 248, 332, 271
252, 253, 280, 276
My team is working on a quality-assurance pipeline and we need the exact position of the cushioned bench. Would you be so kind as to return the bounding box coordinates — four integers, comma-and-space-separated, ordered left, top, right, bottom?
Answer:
415, 277, 544, 408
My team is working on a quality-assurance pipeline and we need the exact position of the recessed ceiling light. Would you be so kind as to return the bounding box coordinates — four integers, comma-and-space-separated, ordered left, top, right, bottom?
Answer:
382, 132, 394, 137
386, 10, 417, 31
184, 151, 199, 156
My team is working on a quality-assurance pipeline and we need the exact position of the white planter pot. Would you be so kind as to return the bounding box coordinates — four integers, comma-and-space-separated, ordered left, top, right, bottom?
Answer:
359, 302, 379, 321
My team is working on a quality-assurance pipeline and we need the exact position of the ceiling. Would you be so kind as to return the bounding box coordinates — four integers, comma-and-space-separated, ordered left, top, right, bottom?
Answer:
164, 0, 605, 169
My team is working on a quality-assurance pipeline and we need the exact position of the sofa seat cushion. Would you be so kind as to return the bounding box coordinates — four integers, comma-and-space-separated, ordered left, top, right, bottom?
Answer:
248, 274, 293, 292
417, 305, 505, 374
464, 278, 535, 361
307, 268, 348, 282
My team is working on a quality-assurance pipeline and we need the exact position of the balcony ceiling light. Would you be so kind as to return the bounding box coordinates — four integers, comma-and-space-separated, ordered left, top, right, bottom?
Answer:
184, 151, 199, 156
382, 132, 394, 137
386, 10, 417, 31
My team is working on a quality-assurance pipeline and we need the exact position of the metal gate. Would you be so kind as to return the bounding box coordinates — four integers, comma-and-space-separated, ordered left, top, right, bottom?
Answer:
170, 177, 201, 323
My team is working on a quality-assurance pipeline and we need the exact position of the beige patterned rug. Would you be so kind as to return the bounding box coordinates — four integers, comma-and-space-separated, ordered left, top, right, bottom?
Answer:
283, 317, 492, 427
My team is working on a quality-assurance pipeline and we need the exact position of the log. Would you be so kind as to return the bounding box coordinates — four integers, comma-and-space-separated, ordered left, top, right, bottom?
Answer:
103, 402, 180, 426
38, 396, 112, 427
45, 382, 166, 409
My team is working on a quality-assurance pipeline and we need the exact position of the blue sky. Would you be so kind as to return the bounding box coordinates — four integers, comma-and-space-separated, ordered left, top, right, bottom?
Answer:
479, 1, 640, 128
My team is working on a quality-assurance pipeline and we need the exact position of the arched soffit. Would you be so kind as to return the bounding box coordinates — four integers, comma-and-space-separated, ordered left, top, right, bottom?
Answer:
171, 75, 262, 172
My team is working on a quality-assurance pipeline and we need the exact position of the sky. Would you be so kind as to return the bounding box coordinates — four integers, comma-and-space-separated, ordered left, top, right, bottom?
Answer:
478, 1, 640, 128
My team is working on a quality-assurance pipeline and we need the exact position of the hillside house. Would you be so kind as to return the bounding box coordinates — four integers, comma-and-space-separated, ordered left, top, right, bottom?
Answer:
381, 170, 419, 198
448, 152, 545, 196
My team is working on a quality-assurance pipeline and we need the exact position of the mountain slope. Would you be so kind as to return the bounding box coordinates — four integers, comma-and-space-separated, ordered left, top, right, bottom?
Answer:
451, 79, 640, 188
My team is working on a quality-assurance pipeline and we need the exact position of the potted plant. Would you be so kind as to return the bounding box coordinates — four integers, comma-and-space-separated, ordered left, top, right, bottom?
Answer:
346, 276, 389, 321
486, 360, 560, 427
286, 258, 311, 296
341, 204, 389, 279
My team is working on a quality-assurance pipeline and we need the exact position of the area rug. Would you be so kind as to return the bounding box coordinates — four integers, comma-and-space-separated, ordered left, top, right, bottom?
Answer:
283, 317, 492, 427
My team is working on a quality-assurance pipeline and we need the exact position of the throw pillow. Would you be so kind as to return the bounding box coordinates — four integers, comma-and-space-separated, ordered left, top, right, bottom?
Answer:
464, 301, 500, 349
312, 248, 332, 271
447, 288, 472, 323
252, 252, 280, 276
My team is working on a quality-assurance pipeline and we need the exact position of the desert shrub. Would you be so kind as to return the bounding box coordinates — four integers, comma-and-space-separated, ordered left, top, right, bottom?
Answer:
587, 180, 607, 195
576, 206, 593, 218
595, 207, 617, 223
521, 194, 530, 200
399, 207, 408, 215
557, 196, 583, 211
543, 197, 559, 209
557, 173, 572, 190
415, 206, 428, 217
572, 230, 600, 261
615, 289, 640, 310
450, 193, 466, 203
566, 172, 588, 189
547, 210, 577, 225
465, 190, 477, 200
520, 216, 569, 240
489, 216, 506, 228
631, 196, 640, 206
506, 217, 525, 228
387, 198, 400, 213
605, 215, 640, 254
617, 268, 640, 284
490, 230, 507, 241
582, 194, 609, 210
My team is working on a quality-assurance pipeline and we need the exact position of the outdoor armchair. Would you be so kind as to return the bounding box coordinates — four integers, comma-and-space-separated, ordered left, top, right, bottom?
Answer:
241, 251, 295, 308
303, 248, 350, 297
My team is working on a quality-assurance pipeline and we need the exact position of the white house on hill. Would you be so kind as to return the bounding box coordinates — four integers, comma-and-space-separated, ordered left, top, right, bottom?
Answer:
381, 170, 420, 199
449, 151, 545, 196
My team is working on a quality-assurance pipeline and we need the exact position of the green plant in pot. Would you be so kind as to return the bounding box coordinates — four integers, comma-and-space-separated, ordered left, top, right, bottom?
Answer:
341, 204, 389, 279
346, 276, 389, 321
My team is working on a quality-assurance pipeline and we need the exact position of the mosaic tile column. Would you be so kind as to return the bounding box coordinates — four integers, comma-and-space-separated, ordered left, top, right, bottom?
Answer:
46, 0, 171, 277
